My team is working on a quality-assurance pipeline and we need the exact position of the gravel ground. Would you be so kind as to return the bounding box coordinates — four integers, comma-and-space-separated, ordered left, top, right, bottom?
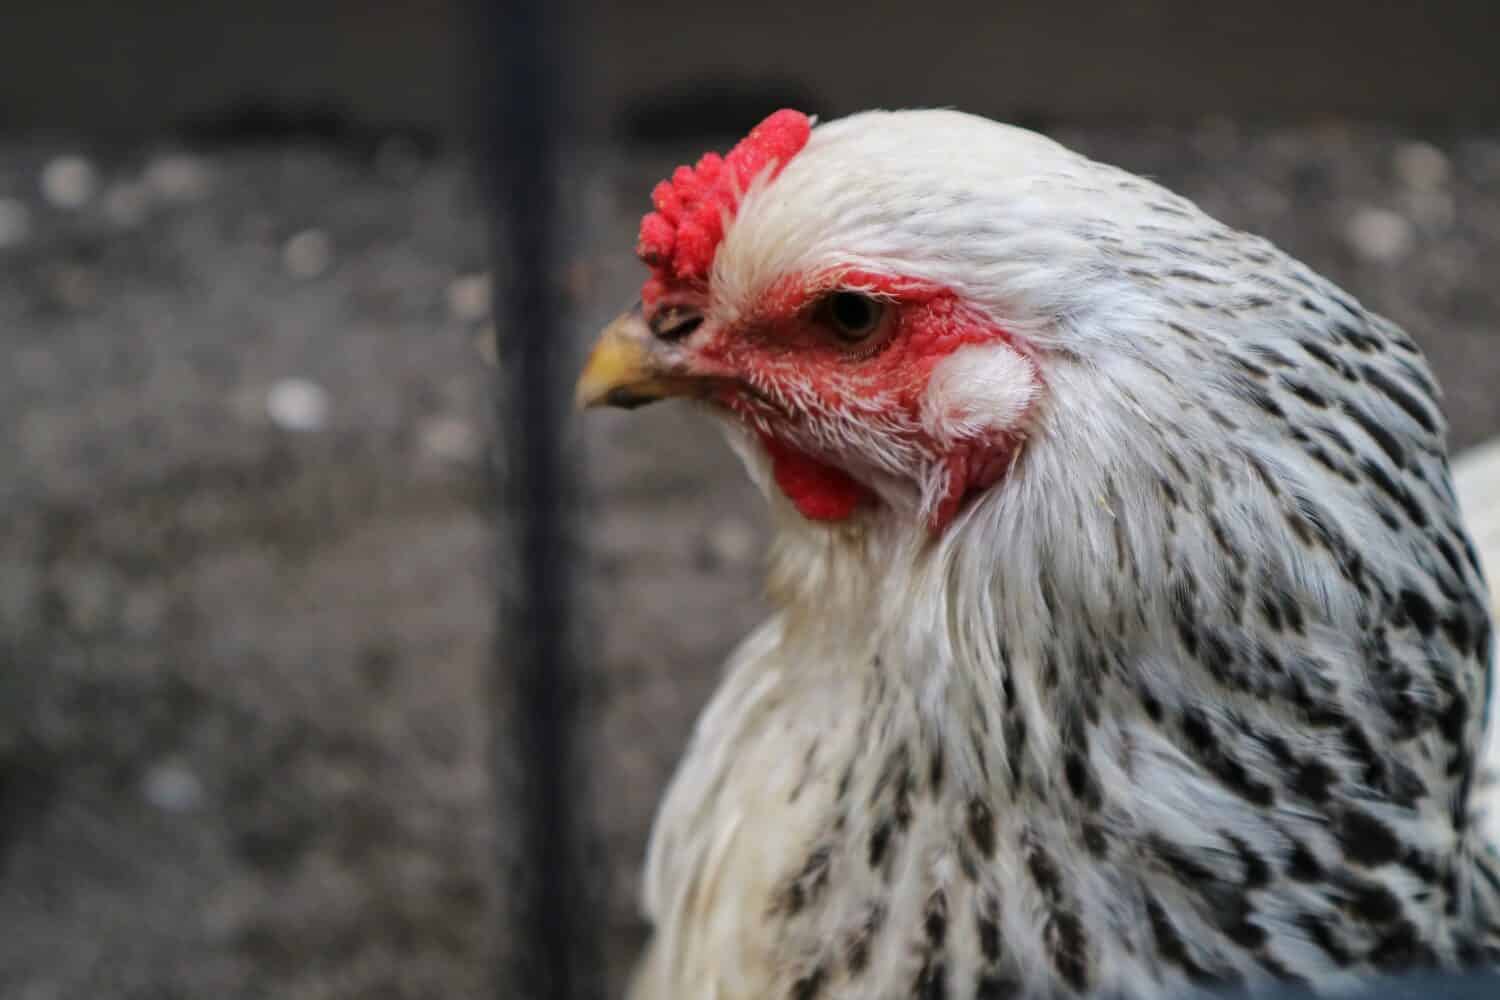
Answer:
0, 117, 1498, 998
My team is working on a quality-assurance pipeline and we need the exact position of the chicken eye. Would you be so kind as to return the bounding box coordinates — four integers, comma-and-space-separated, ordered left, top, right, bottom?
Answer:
824, 292, 885, 342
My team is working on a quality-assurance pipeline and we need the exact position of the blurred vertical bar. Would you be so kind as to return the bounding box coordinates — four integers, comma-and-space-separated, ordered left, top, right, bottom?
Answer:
471, 1, 597, 998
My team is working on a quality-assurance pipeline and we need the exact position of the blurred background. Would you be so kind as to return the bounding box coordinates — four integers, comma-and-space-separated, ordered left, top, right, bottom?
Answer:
1, 2, 1498, 997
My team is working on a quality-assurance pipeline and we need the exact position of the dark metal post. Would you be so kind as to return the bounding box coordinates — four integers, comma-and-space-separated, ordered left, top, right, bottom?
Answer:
472, 2, 596, 998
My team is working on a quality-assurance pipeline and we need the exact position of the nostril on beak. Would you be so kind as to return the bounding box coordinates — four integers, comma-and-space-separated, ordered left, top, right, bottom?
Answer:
649, 307, 704, 342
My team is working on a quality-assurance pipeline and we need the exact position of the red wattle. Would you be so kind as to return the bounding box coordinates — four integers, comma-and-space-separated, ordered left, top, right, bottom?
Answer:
930, 438, 1018, 532
759, 434, 869, 522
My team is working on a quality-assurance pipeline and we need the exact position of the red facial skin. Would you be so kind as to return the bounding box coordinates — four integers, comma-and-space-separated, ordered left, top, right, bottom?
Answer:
656, 271, 1033, 532
635, 110, 1034, 533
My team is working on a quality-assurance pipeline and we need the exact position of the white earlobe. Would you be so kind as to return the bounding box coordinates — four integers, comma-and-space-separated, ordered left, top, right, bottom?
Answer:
920, 342, 1038, 444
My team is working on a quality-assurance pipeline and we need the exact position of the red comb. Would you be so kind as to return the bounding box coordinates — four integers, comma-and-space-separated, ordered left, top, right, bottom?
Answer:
637, 109, 812, 304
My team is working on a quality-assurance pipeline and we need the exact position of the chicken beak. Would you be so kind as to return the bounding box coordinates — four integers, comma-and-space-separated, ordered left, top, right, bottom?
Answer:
575, 308, 701, 410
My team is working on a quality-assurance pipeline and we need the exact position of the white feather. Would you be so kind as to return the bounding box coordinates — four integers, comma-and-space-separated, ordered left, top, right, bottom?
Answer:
1453, 437, 1500, 849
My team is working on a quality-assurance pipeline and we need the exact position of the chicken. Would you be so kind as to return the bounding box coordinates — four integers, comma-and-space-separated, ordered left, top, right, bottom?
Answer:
576, 109, 1500, 999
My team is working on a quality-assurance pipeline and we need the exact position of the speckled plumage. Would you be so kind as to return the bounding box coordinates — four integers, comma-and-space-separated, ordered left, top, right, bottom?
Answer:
611, 111, 1500, 999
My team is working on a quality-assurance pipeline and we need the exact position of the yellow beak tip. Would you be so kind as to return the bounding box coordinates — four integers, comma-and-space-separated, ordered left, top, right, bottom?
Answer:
574, 309, 675, 411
